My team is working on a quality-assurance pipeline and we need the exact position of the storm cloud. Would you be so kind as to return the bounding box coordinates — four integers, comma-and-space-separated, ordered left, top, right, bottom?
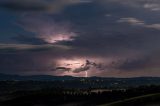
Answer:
0, 0, 91, 13
1, 0, 160, 77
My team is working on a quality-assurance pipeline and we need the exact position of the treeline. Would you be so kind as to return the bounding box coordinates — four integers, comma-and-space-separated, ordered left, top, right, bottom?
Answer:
1, 85, 160, 106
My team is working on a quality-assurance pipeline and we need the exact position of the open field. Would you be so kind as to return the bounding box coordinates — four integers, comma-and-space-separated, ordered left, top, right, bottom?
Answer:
101, 93, 160, 106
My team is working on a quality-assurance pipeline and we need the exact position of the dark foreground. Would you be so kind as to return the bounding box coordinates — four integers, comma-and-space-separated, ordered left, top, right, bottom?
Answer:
0, 81, 160, 106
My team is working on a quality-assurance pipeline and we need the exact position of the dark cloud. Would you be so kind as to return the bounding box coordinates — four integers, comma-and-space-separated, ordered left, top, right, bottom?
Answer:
0, 44, 71, 53
12, 35, 48, 45
105, 51, 160, 75
57, 1, 160, 55
73, 65, 90, 73
0, 44, 73, 75
0, 53, 53, 74
55, 67, 71, 72
0, 0, 49, 11
111, 58, 150, 71
1, 0, 160, 77
0, 0, 89, 12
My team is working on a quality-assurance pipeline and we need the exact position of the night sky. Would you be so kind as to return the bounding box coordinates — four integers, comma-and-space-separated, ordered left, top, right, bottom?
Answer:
1, 0, 160, 77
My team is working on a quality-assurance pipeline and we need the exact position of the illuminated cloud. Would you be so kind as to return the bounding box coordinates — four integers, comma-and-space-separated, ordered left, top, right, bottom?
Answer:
117, 18, 145, 25
1, 0, 160, 77
118, 17, 160, 30
17, 15, 77, 44
55, 58, 109, 75
41, 33, 76, 44
144, 3, 160, 11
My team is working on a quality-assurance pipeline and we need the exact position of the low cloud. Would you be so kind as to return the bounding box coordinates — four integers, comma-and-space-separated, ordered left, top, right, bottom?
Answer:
143, 3, 160, 11
56, 60, 107, 73
117, 18, 145, 25
100, 0, 160, 11
0, 0, 90, 13
12, 35, 48, 45
0, 43, 73, 74
118, 17, 160, 30
0, 43, 71, 52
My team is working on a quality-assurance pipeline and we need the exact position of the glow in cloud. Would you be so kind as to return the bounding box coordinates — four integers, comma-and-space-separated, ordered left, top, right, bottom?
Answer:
41, 32, 76, 44
18, 15, 77, 44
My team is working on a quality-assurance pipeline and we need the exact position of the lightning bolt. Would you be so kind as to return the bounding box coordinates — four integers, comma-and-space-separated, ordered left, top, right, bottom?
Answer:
85, 71, 88, 77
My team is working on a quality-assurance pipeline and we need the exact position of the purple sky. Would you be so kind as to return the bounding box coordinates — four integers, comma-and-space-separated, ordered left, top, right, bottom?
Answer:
1, 0, 160, 77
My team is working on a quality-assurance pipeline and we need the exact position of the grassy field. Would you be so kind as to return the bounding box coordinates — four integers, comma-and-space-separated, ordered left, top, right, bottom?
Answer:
100, 93, 160, 106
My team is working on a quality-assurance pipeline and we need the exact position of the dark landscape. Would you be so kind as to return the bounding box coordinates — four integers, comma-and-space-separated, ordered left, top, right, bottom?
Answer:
0, 74, 159, 106
1, 0, 160, 106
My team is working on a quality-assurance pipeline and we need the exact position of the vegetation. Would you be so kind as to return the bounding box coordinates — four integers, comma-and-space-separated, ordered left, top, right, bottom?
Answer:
0, 81, 160, 106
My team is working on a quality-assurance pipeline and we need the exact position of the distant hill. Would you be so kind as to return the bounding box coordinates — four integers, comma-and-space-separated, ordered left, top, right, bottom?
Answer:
0, 73, 160, 87
0, 73, 78, 81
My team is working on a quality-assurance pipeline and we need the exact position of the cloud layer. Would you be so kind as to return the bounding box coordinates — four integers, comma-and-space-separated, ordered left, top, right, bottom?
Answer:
1, 0, 160, 77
